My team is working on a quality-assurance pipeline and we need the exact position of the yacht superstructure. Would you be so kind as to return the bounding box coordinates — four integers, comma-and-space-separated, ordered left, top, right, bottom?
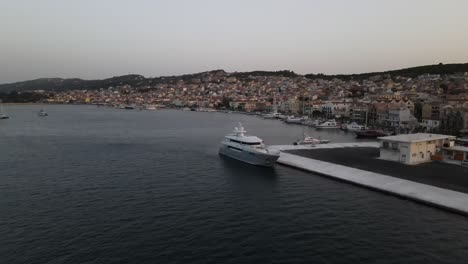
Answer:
316, 119, 340, 129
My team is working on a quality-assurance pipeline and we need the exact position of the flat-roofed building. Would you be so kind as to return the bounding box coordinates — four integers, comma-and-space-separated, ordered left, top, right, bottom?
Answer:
378, 133, 455, 165
441, 145, 468, 167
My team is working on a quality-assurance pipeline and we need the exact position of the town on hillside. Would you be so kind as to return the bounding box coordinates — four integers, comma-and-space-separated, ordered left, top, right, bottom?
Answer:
5, 69, 468, 137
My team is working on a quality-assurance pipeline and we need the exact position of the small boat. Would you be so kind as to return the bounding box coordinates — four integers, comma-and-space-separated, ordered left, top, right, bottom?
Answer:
355, 129, 390, 138
316, 119, 340, 129
343, 122, 366, 132
293, 133, 330, 145
285, 116, 308, 124
219, 122, 280, 166
303, 119, 321, 127
38, 109, 48, 116
263, 112, 280, 119
0, 102, 9, 119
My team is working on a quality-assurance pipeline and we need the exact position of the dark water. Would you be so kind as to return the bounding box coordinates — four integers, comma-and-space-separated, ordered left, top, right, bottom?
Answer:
0, 105, 467, 264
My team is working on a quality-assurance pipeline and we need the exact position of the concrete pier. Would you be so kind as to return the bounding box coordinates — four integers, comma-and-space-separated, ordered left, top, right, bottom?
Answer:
270, 142, 468, 216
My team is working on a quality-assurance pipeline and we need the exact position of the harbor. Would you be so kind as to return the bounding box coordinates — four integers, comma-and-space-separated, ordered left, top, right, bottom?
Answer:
2, 104, 468, 263
269, 141, 468, 216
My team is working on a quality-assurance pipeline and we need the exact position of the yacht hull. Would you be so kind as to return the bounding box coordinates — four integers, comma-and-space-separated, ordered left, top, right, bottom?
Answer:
315, 126, 340, 129
218, 145, 279, 167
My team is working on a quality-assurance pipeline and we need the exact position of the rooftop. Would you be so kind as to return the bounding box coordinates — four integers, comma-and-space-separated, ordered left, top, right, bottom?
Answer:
378, 133, 454, 143
444, 145, 468, 153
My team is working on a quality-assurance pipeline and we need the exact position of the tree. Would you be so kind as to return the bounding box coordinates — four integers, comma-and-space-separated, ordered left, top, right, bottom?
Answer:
221, 96, 231, 108
312, 110, 323, 118
414, 102, 423, 122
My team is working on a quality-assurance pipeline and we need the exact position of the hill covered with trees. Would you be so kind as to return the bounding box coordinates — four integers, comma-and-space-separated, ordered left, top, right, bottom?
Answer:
1, 63, 467, 93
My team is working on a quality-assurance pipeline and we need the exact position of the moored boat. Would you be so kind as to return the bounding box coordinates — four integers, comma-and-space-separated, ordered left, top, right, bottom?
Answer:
285, 116, 307, 124
263, 112, 280, 119
343, 122, 366, 132
38, 109, 48, 116
219, 123, 280, 166
293, 133, 330, 145
0, 102, 9, 119
355, 129, 390, 138
303, 119, 321, 127
316, 119, 340, 129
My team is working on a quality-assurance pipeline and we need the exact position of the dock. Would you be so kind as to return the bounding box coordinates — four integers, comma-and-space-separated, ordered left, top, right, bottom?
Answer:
269, 142, 468, 216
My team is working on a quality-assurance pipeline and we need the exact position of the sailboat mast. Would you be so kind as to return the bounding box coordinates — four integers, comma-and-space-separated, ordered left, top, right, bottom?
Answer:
273, 93, 277, 113
302, 96, 305, 116
365, 105, 368, 127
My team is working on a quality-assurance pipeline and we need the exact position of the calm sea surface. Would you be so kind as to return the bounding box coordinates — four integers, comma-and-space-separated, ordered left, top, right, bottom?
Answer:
0, 105, 467, 264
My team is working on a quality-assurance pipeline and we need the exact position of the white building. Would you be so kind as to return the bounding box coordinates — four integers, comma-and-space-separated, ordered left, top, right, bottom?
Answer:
442, 145, 468, 167
420, 119, 441, 132
381, 107, 418, 133
378, 133, 455, 165
321, 101, 350, 119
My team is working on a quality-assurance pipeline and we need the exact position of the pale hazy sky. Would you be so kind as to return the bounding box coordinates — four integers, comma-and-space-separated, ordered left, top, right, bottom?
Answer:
1, 0, 468, 83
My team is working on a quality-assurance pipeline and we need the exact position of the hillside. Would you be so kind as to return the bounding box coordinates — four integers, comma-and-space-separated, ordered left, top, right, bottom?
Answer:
1, 63, 467, 92
304, 63, 468, 80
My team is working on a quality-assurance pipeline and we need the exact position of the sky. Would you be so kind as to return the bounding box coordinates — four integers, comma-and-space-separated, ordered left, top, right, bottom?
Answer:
1, 0, 468, 83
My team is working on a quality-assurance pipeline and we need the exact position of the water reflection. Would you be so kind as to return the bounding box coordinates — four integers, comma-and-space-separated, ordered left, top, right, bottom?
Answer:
219, 154, 278, 183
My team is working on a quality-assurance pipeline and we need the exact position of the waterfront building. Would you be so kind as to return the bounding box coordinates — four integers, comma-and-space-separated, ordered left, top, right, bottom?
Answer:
378, 133, 455, 165
420, 119, 441, 132
441, 145, 468, 167
422, 101, 441, 121
349, 103, 368, 124
439, 105, 466, 135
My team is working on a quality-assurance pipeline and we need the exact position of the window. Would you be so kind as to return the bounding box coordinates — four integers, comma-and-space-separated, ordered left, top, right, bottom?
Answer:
228, 146, 242, 152
391, 142, 398, 150
229, 139, 261, 145
382, 142, 389, 148
412, 153, 417, 157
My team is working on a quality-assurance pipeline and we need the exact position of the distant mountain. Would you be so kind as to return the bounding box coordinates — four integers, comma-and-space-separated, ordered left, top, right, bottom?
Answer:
0, 74, 148, 93
304, 63, 468, 80
1, 63, 467, 92
230, 70, 298, 80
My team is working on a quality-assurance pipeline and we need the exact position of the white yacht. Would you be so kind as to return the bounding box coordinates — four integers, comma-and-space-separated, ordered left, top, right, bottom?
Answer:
219, 123, 280, 166
263, 112, 280, 119
303, 119, 321, 127
0, 102, 9, 119
316, 119, 340, 129
38, 109, 48, 117
293, 134, 330, 145
344, 122, 366, 132
285, 116, 308, 124
263, 95, 283, 119
146, 105, 158, 110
